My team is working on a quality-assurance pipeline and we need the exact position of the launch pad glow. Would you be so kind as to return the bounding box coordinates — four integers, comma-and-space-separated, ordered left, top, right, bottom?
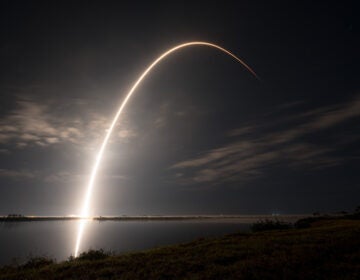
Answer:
74, 42, 258, 257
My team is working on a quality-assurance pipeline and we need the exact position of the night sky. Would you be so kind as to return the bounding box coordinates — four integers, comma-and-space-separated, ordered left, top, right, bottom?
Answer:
0, 1, 358, 216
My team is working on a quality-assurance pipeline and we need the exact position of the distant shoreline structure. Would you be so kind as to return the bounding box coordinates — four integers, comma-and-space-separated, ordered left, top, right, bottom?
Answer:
0, 214, 309, 222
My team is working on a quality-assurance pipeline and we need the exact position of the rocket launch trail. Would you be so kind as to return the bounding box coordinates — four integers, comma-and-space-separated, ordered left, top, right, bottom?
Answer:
74, 41, 259, 257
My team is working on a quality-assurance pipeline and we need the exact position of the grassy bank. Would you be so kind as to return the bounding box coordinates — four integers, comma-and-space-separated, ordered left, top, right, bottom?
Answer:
1, 218, 359, 279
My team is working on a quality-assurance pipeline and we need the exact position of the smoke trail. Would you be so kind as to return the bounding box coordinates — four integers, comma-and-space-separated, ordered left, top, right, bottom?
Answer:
74, 42, 259, 257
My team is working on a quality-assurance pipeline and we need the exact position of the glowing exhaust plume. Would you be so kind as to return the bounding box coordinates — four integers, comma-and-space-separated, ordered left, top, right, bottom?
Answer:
74, 41, 259, 257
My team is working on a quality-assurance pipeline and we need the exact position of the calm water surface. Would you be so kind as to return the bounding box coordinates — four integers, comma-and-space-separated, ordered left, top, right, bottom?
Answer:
0, 219, 253, 265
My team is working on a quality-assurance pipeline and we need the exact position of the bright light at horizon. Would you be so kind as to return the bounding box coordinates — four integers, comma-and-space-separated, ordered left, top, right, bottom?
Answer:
73, 41, 258, 257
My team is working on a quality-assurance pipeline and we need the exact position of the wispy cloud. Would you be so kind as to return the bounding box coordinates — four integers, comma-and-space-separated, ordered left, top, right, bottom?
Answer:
171, 95, 360, 185
0, 96, 138, 149
0, 148, 10, 154
0, 169, 38, 180
0, 168, 128, 184
43, 170, 128, 184
265, 96, 360, 144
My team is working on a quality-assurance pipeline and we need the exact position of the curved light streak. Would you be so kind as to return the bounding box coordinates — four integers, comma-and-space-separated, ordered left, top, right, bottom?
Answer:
74, 41, 259, 257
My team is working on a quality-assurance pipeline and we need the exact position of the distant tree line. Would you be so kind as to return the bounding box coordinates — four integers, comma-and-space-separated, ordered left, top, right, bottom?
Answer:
6, 214, 24, 217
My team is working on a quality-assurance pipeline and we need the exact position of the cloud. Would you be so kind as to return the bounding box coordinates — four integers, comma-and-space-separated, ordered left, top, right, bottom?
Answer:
153, 102, 170, 129
171, 95, 360, 185
151, 101, 196, 129
0, 99, 80, 147
0, 169, 38, 180
0, 149, 10, 154
43, 171, 83, 183
0, 97, 138, 149
0, 168, 128, 184
310, 97, 360, 129
118, 129, 137, 141
172, 141, 255, 169
266, 96, 360, 144
44, 171, 128, 184
227, 126, 255, 137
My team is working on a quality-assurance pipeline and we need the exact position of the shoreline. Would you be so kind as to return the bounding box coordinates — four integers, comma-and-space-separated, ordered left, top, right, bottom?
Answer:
0, 214, 309, 222
1, 218, 359, 279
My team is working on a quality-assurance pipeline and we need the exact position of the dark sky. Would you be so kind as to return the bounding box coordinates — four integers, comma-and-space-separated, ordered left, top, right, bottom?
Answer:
0, 0, 358, 215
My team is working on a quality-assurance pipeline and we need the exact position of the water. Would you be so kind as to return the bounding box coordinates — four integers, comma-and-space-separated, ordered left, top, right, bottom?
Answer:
0, 219, 252, 265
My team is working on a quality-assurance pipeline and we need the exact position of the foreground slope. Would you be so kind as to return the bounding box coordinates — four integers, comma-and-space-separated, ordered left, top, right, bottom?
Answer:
1, 219, 359, 279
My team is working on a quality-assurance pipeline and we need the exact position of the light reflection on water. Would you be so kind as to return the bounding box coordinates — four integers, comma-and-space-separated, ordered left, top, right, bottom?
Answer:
0, 217, 293, 265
